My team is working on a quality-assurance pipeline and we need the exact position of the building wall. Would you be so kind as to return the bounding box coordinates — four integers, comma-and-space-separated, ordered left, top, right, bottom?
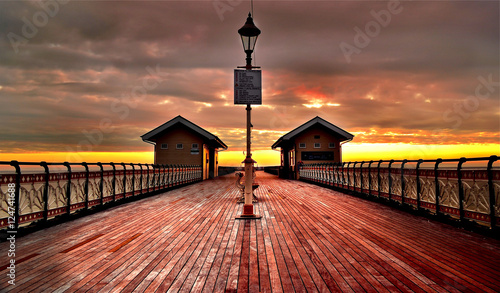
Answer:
292, 127, 342, 165
154, 127, 204, 166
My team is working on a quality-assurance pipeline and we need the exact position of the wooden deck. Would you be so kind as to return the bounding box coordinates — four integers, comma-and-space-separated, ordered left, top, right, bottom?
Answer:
1, 172, 499, 292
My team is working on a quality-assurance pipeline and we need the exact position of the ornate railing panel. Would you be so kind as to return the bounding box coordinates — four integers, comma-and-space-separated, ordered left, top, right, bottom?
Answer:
379, 168, 390, 198
391, 168, 402, 201
369, 170, 378, 196
88, 171, 101, 207
354, 167, 362, 191
299, 156, 499, 229
70, 171, 87, 212
0, 161, 203, 230
47, 172, 69, 217
419, 169, 436, 212
438, 170, 460, 218
19, 173, 46, 224
404, 169, 418, 206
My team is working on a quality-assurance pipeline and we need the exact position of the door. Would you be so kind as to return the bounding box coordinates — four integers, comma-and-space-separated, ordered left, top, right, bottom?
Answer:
203, 144, 209, 180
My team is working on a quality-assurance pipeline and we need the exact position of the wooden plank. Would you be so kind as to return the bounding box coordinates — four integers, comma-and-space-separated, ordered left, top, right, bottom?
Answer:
203, 204, 241, 292
236, 220, 250, 293
178, 190, 239, 292
60, 234, 104, 253
253, 198, 272, 292
108, 233, 142, 253
219, 219, 245, 292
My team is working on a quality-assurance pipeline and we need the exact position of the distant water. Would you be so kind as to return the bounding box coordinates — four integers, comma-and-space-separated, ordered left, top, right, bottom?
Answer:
0, 164, 114, 174
0, 160, 497, 175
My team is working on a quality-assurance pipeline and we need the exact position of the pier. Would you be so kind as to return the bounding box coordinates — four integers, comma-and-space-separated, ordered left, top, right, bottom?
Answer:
1, 171, 499, 292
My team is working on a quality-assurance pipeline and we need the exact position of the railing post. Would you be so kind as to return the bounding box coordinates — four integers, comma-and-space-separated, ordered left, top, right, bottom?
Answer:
368, 161, 373, 197
138, 164, 143, 195
152, 164, 155, 190
434, 158, 443, 215
158, 164, 161, 188
346, 162, 351, 190
487, 155, 498, 229
160, 164, 165, 189
82, 162, 89, 210
110, 162, 116, 201
40, 161, 50, 223
329, 163, 334, 186
130, 164, 136, 196
159, 164, 163, 188
360, 161, 365, 193
342, 162, 346, 189
457, 157, 467, 223
121, 163, 127, 198
166, 164, 170, 187
145, 164, 150, 192
165, 164, 169, 188
353, 162, 357, 191
401, 159, 407, 205
175, 164, 179, 185
182, 165, 186, 184
323, 163, 327, 184
97, 162, 104, 206
9, 161, 21, 230
178, 164, 182, 185
63, 162, 72, 215
388, 160, 394, 201
377, 160, 382, 199
416, 159, 423, 211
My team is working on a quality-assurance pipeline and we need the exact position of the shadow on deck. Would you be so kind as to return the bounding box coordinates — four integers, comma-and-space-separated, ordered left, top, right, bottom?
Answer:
1, 172, 499, 292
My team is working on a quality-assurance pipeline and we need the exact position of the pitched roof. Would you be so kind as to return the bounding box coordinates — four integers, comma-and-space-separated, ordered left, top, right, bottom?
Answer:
141, 115, 227, 149
272, 116, 354, 149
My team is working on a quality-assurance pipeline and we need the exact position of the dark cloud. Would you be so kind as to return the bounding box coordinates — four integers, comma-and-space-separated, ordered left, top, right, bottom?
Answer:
0, 1, 498, 155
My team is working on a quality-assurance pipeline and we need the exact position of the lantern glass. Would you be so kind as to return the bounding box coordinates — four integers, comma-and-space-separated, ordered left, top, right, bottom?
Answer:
238, 13, 261, 53
240, 35, 258, 52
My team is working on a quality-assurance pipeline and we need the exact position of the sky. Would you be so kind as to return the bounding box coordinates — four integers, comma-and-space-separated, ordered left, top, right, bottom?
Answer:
0, 0, 499, 166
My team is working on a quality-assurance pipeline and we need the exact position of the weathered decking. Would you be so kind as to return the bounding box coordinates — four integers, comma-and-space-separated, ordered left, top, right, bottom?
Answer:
1, 172, 499, 292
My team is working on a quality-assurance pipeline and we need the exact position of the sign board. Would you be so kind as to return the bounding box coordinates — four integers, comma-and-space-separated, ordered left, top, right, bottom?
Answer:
234, 69, 262, 105
301, 152, 335, 161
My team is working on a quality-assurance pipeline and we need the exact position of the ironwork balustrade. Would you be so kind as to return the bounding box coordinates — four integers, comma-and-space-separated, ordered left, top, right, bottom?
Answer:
0, 161, 202, 230
299, 156, 500, 229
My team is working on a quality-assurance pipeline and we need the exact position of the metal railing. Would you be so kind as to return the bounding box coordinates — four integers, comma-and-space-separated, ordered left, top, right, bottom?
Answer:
299, 156, 500, 229
0, 161, 202, 230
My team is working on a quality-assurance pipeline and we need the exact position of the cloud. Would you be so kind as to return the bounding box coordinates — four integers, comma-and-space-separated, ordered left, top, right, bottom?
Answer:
0, 1, 498, 156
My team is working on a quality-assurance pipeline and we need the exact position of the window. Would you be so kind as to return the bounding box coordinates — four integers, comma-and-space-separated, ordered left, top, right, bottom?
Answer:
176, 143, 183, 149
329, 143, 335, 148
191, 143, 199, 155
314, 143, 321, 148
299, 143, 306, 149
314, 135, 320, 139
160, 143, 168, 149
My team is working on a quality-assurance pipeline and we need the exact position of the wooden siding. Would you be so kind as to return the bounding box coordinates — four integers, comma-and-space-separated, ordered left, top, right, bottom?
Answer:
154, 126, 204, 166
294, 126, 342, 164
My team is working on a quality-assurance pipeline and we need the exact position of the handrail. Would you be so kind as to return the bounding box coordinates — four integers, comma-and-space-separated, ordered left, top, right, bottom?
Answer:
298, 156, 499, 230
0, 161, 203, 231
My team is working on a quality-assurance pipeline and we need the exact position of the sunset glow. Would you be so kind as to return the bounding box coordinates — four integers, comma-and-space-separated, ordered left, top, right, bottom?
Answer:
0, 1, 498, 166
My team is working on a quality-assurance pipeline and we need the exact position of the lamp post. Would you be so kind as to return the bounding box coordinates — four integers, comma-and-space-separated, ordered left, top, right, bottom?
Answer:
237, 12, 261, 219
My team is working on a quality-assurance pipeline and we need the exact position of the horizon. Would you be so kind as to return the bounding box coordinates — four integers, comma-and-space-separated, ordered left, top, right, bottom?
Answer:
0, 1, 498, 165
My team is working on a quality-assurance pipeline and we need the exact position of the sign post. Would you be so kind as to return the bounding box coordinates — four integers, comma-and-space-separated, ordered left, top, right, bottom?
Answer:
235, 12, 261, 219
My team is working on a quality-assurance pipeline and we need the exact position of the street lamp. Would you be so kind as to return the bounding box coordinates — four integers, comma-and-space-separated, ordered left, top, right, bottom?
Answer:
236, 12, 261, 219
238, 12, 261, 70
